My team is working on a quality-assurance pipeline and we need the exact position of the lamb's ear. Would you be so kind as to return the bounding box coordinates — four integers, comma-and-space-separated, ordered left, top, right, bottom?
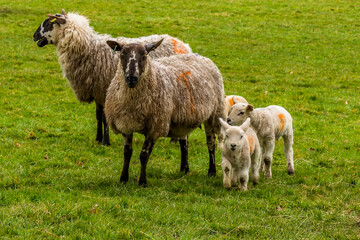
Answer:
145, 38, 164, 53
219, 118, 230, 130
240, 118, 251, 132
107, 40, 123, 52
232, 96, 241, 104
246, 104, 254, 112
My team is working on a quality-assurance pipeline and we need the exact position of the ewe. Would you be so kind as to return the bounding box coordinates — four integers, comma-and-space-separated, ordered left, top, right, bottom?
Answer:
105, 39, 225, 186
219, 118, 261, 191
33, 9, 192, 145
227, 97, 294, 178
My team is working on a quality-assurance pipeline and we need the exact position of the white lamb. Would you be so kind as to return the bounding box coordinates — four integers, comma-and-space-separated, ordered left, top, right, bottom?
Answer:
227, 97, 294, 178
219, 118, 261, 191
224, 95, 248, 116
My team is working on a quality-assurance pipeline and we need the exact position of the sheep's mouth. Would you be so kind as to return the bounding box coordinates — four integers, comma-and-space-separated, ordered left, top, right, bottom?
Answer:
35, 37, 48, 47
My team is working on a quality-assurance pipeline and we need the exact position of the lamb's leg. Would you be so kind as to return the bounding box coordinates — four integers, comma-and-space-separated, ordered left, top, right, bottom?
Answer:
179, 136, 189, 173
239, 171, 249, 191
283, 133, 295, 175
95, 103, 103, 143
221, 157, 232, 189
251, 147, 261, 185
139, 137, 155, 187
102, 111, 110, 146
263, 140, 275, 179
120, 133, 133, 183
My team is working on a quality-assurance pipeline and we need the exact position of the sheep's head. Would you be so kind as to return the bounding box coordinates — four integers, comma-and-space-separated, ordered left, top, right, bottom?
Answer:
106, 39, 163, 88
227, 97, 254, 126
219, 118, 251, 152
33, 9, 67, 47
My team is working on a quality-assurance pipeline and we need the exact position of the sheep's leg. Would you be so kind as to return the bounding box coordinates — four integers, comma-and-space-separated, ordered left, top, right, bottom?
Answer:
263, 140, 275, 179
96, 103, 103, 143
120, 133, 133, 183
102, 112, 110, 146
139, 138, 155, 187
239, 171, 249, 191
283, 133, 295, 175
251, 147, 261, 185
179, 136, 189, 173
221, 157, 232, 189
206, 132, 216, 177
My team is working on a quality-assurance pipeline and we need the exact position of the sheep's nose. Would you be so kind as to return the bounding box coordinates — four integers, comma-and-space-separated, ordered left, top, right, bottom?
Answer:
230, 144, 237, 150
126, 76, 138, 82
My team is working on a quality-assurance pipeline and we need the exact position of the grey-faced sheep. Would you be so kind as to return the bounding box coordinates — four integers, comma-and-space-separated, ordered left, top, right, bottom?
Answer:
105, 39, 226, 186
219, 118, 260, 190
227, 98, 294, 178
33, 9, 192, 145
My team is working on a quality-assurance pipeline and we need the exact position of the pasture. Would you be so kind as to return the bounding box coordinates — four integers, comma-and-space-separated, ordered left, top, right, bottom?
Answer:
0, 0, 359, 238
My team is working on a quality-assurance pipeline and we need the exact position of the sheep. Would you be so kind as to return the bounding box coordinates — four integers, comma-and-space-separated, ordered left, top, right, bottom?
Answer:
219, 118, 261, 190
33, 9, 192, 146
224, 95, 248, 116
104, 39, 226, 186
227, 98, 294, 178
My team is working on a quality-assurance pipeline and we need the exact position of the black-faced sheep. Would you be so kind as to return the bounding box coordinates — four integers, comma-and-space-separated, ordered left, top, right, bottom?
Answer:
105, 39, 226, 186
219, 118, 261, 190
227, 98, 294, 178
33, 9, 192, 145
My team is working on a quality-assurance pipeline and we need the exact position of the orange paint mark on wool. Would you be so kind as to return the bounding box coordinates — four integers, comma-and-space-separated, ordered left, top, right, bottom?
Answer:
278, 113, 285, 131
228, 96, 242, 106
248, 135, 254, 153
177, 71, 194, 112
170, 39, 187, 54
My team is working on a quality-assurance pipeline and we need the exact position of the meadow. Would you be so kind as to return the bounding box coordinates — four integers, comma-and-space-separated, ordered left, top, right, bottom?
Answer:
0, 0, 359, 238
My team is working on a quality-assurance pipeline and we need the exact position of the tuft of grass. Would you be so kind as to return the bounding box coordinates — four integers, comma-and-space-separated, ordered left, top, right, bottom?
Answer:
0, 0, 359, 239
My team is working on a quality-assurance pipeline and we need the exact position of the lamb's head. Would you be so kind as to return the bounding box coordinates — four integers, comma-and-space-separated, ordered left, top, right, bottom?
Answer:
33, 9, 67, 47
227, 97, 254, 126
219, 118, 251, 152
107, 39, 163, 88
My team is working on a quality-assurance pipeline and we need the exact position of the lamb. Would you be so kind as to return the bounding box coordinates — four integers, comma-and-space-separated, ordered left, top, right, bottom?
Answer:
219, 118, 261, 190
105, 39, 226, 186
227, 98, 294, 178
33, 9, 192, 145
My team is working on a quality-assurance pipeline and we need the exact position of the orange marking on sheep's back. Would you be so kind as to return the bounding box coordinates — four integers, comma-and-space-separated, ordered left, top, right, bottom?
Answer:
278, 113, 285, 131
248, 135, 254, 153
177, 71, 194, 112
170, 39, 187, 54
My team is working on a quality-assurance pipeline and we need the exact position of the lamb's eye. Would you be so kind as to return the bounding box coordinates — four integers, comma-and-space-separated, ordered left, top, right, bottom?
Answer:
238, 112, 244, 116
225, 135, 229, 138
240, 136, 243, 139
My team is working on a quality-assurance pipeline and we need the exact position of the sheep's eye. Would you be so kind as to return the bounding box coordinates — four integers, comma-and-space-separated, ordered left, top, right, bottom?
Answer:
238, 112, 244, 116
225, 135, 229, 138
240, 136, 243, 139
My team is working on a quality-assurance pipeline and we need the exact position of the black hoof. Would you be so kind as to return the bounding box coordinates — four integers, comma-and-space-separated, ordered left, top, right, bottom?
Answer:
288, 170, 295, 175
120, 175, 129, 183
138, 180, 147, 187
208, 170, 216, 177
180, 166, 190, 174
102, 140, 110, 146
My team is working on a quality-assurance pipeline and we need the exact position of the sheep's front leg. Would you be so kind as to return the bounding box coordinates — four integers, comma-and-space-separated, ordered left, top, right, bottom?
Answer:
179, 137, 189, 173
102, 112, 110, 146
232, 168, 248, 191
120, 133, 133, 183
221, 157, 232, 189
139, 138, 155, 187
96, 103, 103, 144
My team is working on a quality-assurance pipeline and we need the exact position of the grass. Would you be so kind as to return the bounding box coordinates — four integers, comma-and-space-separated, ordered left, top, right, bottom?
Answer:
0, 0, 359, 238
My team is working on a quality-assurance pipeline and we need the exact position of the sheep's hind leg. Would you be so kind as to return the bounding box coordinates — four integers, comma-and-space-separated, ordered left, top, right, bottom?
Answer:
139, 137, 155, 187
96, 103, 103, 144
204, 121, 216, 177
120, 133, 133, 183
283, 133, 294, 175
179, 136, 189, 173
102, 111, 110, 146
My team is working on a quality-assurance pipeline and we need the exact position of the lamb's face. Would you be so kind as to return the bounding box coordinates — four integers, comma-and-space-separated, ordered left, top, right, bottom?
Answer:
107, 39, 164, 88
33, 12, 66, 47
227, 103, 253, 126
224, 127, 246, 152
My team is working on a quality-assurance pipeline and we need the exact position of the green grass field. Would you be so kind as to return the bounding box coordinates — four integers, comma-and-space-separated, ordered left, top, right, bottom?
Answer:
0, 0, 359, 238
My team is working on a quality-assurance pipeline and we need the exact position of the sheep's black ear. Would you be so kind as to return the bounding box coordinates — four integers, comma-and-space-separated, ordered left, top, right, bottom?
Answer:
246, 105, 254, 112
145, 38, 163, 53
62, 9, 67, 16
47, 14, 66, 24
107, 40, 123, 52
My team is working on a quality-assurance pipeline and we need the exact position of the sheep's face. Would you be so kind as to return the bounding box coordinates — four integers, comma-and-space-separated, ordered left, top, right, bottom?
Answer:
227, 103, 254, 126
107, 39, 164, 88
33, 10, 67, 47
219, 118, 251, 152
